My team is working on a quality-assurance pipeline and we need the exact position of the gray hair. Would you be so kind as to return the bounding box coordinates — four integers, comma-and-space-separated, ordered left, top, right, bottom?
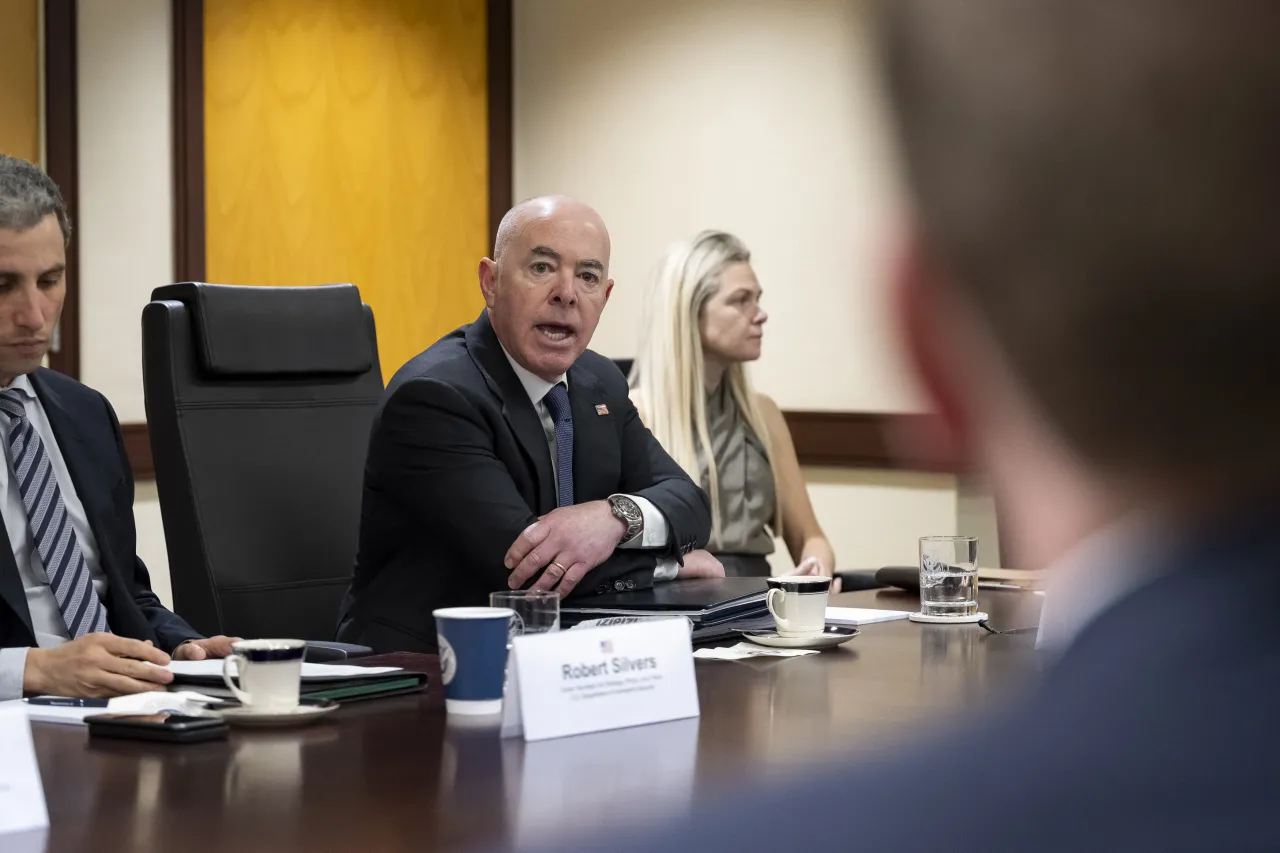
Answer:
0, 154, 72, 245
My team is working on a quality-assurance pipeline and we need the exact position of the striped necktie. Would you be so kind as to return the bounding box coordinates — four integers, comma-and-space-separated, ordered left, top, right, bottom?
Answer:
0, 388, 110, 638
541, 383, 574, 507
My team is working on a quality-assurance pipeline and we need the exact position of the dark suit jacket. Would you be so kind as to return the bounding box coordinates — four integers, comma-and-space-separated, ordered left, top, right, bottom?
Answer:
337, 310, 712, 652
0, 369, 201, 653
503, 507, 1280, 852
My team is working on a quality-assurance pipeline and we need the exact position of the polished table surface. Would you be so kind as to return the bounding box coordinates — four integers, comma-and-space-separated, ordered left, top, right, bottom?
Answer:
29, 589, 1043, 852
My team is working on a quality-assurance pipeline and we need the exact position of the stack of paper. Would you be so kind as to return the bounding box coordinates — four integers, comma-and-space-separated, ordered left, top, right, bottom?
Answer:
166, 660, 402, 680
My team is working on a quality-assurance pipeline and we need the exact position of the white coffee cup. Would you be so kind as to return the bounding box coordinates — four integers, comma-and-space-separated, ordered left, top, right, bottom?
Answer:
221, 639, 306, 711
765, 576, 831, 637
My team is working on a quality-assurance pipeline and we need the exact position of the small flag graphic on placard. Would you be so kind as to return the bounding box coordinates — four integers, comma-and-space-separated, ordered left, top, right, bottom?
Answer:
595, 404, 609, 416
600, 639, 614, 654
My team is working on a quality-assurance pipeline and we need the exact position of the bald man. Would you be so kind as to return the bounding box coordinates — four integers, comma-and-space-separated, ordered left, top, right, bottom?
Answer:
337, 197, 715, 652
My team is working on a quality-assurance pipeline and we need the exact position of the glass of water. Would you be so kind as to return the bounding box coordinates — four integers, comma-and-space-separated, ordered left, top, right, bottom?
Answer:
919, 536, 980, 617
489, 590, 560, 638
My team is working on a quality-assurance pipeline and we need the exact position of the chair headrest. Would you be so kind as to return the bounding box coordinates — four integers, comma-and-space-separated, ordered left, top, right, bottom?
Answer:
150, 282, 373, 377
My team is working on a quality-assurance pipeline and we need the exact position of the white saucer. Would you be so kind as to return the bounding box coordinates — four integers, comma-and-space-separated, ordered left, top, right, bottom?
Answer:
208, 701, 338, 728
908, 611, 988, 624
741, 626, 859, 650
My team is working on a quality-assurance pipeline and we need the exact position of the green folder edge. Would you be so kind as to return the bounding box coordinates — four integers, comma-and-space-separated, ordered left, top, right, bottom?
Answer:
303, 676, 426, 703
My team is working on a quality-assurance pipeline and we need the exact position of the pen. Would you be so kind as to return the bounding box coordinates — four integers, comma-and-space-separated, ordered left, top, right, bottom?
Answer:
26, 697, 110, 708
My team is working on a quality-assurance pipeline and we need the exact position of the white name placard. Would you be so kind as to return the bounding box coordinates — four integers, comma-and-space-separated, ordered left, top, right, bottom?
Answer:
0, 705, 49, 839
501, 618, 699, 741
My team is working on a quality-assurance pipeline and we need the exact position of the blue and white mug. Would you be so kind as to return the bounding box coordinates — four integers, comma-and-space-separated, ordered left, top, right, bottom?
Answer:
434, 607, 515, 715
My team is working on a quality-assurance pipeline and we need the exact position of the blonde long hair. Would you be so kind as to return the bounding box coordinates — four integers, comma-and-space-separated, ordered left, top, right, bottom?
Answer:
630, 231, 781, 547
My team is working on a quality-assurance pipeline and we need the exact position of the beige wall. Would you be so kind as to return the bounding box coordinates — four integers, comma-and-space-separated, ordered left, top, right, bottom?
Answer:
514, 0, 966, 567
767, 468, 958, 573
78, 0, 173, 422
77, 0, 173, 601
514, 0, 920, 412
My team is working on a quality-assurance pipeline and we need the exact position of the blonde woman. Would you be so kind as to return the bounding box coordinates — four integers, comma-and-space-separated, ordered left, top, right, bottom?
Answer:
630, 231, 837, 583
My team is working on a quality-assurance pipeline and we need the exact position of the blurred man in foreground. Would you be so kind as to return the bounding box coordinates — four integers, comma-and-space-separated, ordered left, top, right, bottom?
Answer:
498, 1, 1280, 850
339, 196, 714, 652
0, 155, 235, 700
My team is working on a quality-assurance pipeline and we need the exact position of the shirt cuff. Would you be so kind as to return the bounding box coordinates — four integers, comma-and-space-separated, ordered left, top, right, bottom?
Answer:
618, 495, 671, 549
0, 647, 32, 701
653, 558, 680, 582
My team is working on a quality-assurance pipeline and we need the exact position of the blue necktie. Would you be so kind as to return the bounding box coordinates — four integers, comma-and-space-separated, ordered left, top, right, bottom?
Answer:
541, 384, 574, 507
0, 388, 110, 638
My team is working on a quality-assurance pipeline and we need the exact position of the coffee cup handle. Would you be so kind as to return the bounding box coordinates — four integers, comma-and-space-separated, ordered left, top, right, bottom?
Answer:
766, 588, 792, 634
222, 654, 253, 705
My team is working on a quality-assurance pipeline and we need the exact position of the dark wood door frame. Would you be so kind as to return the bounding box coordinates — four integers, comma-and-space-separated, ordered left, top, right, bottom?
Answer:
172, 0, 205, 283
44, 0, 79, 379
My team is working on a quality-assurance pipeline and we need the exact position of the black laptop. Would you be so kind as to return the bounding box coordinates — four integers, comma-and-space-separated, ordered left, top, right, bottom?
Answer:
563, 577, 768, 625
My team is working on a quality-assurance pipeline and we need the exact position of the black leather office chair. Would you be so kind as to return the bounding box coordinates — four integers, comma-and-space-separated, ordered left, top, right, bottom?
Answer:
142, 283, 382, 655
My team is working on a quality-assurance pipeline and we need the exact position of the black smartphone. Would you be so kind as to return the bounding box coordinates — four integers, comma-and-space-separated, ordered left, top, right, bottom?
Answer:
85, 712, 229, 744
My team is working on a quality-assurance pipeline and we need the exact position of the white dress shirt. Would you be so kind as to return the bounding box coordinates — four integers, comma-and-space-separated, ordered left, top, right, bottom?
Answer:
0, 374, 112, 699
1035, 511, 1167, 654
500, 347, 679, 581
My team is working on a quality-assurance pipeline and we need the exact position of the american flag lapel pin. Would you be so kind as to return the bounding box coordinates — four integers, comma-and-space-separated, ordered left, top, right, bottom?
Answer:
595, 404, 609, 416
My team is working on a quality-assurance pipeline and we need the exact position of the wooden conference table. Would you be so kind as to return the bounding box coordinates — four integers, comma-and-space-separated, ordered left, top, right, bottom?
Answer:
29, 588, 1043, 853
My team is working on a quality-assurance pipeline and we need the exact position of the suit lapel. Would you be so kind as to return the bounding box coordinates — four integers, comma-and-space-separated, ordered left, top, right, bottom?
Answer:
464, 311, 557, 514
0, 530, 33, 642
31, 371, 116, 533
567, 365, 616, 502
30, 371, 142, 636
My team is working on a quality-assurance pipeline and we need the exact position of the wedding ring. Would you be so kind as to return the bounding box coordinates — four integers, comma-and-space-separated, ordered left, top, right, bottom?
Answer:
550, 561, 567, 574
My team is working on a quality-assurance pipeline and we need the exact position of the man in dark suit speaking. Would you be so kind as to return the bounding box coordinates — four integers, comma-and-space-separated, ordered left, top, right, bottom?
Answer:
338, 196, 715, 652
0, 155, 235, 700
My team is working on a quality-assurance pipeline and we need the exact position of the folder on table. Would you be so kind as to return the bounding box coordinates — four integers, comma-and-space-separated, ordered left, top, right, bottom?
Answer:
165, 660, 429, 704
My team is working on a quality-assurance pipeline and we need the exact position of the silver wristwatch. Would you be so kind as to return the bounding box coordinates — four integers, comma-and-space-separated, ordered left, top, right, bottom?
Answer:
607, 494, 644, 544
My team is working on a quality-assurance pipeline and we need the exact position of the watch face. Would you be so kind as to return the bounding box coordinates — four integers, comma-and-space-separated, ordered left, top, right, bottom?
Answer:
612, 497, 643, 534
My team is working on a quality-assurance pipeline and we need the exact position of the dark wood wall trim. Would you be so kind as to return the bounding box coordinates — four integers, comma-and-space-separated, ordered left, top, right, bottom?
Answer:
783, 411, 952, 473
126, 414, 951, 480
172, 0, 206, 282
44, 0, 80, 379
121, 423, 155, 481
486, 0, 513, 244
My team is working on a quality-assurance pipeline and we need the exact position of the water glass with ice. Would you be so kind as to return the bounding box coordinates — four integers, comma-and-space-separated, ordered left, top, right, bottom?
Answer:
919, 536, 979, 618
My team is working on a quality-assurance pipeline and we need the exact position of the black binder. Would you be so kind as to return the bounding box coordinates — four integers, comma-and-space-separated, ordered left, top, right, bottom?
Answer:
170, 667, 428, 705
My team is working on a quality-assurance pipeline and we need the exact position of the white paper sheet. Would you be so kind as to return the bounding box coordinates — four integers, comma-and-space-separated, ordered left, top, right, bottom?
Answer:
693, 643, 819, 661
0, 705, 48, 837
824, 607, 913, 626
166, 660, 401, 681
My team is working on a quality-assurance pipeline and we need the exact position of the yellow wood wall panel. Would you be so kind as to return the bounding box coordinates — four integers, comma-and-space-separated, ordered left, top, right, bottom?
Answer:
0, 0, 41, 163
203, 0, 488, 378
